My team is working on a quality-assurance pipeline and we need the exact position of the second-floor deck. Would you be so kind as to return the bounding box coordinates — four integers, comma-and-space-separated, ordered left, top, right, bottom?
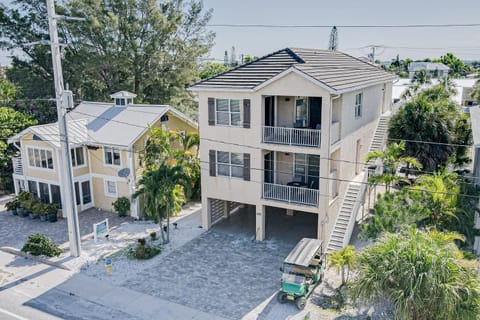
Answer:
263, 182, 319, 207
262, 121, 340, 148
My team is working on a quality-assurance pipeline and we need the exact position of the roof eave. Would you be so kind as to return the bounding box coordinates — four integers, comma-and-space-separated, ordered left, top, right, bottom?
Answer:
335, 76, 398, 94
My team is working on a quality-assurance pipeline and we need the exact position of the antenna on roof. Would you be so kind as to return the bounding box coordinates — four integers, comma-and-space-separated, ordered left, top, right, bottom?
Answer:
328, 26, 338, 51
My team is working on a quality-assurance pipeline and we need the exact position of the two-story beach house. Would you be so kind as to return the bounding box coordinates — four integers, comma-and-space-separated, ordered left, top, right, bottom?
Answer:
190, 48, 395, 250
8, 91, 197, 218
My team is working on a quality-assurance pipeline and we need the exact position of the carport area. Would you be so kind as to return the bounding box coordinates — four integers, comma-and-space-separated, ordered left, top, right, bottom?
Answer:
123, 204, 318, 319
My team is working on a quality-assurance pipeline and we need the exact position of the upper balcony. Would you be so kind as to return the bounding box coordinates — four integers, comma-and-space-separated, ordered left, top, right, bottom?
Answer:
262, 95, 340, 148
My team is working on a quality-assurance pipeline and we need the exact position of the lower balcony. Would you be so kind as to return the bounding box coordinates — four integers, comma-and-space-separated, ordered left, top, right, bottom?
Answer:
263, 182, 319, 207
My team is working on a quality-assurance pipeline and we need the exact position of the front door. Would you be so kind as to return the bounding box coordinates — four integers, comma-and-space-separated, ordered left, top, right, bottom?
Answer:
308, 97, 322, 129
265, 96, 275, 126
74, 179, 93, 211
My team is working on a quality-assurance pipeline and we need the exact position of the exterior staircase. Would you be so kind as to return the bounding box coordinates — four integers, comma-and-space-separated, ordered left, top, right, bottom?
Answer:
326, 112, 392, 253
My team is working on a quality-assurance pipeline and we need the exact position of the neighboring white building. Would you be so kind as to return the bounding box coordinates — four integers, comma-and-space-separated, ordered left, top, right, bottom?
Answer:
408, 62, 449, 79
189, 48, 395, 246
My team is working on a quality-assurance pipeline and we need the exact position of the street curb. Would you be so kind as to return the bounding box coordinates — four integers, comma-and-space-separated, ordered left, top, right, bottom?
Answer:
0, 246, 71, 271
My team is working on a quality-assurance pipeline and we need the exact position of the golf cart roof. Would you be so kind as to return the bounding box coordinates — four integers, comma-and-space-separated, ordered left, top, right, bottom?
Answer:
284, 238, 323, 267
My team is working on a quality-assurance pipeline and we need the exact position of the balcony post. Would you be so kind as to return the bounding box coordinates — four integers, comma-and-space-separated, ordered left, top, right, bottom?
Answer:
255, 204, 265, 241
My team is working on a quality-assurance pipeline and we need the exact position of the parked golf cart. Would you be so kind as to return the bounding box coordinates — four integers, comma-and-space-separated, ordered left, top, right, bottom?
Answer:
277, 238, 325, 310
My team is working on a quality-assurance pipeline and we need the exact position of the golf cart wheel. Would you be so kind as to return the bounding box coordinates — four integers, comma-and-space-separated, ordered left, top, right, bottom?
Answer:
277, 292, 288, 304
295, 297, 306, 310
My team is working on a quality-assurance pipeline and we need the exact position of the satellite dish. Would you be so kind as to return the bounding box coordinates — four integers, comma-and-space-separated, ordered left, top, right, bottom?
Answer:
118, 168, 130, 178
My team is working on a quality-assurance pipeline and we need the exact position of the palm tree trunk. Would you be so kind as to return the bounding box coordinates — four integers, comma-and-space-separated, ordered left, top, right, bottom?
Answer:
157, 199, 166, 243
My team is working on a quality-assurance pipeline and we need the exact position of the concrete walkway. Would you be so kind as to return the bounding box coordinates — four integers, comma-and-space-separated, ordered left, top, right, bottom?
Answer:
0, 251, 226, 320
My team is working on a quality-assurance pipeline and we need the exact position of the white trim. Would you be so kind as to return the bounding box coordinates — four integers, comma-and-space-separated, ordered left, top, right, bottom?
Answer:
189, 86, 254, 93
91, 173, 127, 182
102, 146, 122, 167
71, 146, 87, 168
26, 146, 55, 171
104, 179, 118, 198
256, 67, 338, 94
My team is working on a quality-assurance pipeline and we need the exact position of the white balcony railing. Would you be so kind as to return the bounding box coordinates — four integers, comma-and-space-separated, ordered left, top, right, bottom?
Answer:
262, 126, 321, 147
263, 183, 319, 207
12, 157, 23, 175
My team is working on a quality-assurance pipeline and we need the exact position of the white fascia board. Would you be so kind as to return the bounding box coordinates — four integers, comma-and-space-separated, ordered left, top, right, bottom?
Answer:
188, 86, 254, 93
254, 67, 338, 94
335, 77, 398, 94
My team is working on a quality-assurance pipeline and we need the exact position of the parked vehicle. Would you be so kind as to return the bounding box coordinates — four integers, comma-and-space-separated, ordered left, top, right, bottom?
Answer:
277, 238, 325, 310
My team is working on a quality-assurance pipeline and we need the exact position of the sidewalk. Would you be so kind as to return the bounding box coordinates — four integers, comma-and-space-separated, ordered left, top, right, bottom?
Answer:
0, 250, 226, 320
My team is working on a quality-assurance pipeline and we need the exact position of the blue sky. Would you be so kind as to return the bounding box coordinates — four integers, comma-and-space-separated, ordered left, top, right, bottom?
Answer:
1, 0, 480, 66
204, 0, 480, 62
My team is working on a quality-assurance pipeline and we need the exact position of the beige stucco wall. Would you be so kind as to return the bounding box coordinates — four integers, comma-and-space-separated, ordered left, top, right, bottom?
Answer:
276, 96, 295, 127
91, 176, 129, 211
275, 152, 293, 185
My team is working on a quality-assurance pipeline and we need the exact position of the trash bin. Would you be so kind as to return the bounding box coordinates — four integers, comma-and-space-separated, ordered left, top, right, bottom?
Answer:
105, 259, 112, 275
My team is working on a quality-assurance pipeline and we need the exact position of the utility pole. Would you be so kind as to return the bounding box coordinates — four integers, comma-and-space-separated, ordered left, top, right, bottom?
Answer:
328, 26, 338, 51
46, 0, 81, 257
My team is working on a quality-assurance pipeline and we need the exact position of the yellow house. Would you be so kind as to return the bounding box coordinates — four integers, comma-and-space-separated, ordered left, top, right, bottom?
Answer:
8, 91, 198, 218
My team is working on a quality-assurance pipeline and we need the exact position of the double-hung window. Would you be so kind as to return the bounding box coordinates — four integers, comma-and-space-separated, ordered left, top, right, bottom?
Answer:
217, 151, 244, 178
355, 93, 363, 118
104, 180, 117, 197
71, 147, 85, 167
27, 147, 54, 170
216, 99, 241, 126
104, 147, 121, 166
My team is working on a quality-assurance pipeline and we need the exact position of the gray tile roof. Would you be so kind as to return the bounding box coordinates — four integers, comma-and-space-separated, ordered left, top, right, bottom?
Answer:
190, 48, 396, 92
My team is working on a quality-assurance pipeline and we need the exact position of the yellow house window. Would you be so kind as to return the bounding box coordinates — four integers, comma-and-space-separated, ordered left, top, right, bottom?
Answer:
27, 147, 54, 170
104, 147, 121, 166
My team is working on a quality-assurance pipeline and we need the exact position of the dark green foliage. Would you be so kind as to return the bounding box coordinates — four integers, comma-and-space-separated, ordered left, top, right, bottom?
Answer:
112, 196, 130, 216
1, 0, 214, 119
21, 233, 62, 257
0, 107, 38, 192
388, 85, 467, 171
199, 62, 230, 79
128, 237, 160, 260
361, 190, 429, 239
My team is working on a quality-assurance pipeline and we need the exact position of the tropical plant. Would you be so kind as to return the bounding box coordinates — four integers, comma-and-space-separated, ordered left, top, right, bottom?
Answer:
22, 233, 62, 257
412, 69, 431, 85
353, 227, 480, 320
365, 141, 421, 191
360, 189, 429, 239
413, 171, 459, 227
328, 245, 355, 285
388, 96, 456, 171
112, 196, 130, 217
133, 162, 188, 243
199, 62, 230, 79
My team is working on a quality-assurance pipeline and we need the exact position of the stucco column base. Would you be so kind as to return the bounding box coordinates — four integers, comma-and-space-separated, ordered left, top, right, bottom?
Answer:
286, 209, 294, 216
223, 201, 229, 219
255, 205, 265, 241
202, 197, 211, 230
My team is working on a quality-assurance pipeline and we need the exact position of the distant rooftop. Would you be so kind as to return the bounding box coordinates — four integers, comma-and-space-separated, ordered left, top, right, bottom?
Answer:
408, 62, 449, 72
110, 91, 137, 99
190, 48, 396, 93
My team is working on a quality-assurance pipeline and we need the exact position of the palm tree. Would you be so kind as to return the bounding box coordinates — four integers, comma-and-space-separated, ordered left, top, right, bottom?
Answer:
412, 69, 431, 85
471, 80, 480, 105
413, 171, 459, 227
176, 131, 200, 157
353, 227, 480, 320
133, 162, 188, 243
388, 97, 456, 171
366, 141, 421, 191
328, 245, 355, 285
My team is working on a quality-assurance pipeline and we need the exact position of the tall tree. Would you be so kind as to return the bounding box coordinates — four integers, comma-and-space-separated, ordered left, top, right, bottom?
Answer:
353, 227, 480, 320
0, 107, 37, 191
0, 79, 16, 105
0, 0, 214, 119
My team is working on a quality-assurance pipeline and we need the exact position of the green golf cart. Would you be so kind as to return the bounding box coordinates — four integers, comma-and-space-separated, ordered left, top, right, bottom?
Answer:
277, 238, 325, 310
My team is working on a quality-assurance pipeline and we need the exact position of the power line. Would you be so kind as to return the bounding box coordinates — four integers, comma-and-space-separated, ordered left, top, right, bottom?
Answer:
206, 23, 480, 29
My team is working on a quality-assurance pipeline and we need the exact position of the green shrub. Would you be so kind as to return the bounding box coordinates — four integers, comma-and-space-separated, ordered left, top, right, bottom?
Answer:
5, 199, 19, 211
112, 197, 130, 217
128, 237, 160, 260
21, 233, 62, 257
